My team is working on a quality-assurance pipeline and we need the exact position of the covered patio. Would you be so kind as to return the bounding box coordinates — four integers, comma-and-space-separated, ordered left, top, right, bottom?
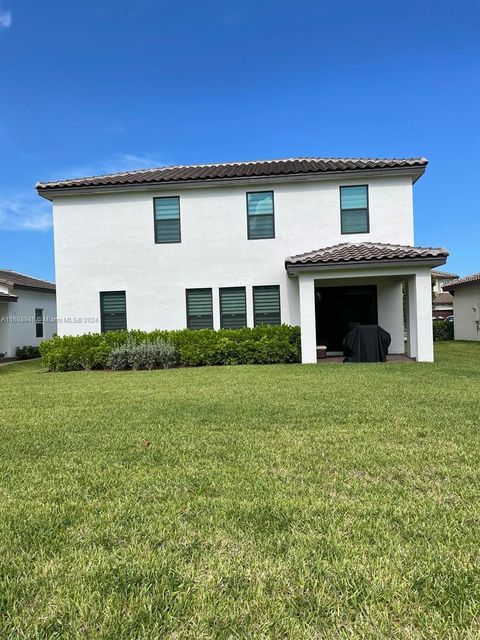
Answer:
286, 243, 449, 363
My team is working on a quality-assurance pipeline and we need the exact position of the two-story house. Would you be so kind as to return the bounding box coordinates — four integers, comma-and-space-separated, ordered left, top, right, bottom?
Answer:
36, 157, 448, 363
431, 270, 457, 319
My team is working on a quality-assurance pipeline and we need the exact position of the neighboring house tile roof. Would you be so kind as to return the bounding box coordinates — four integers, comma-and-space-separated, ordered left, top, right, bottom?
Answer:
36, 157, 428, 193
431, 270, 459, 279
0, 269, 56, 292
433, 292, 454, 305
286, 242, 448, 269
443, 273, 480, 291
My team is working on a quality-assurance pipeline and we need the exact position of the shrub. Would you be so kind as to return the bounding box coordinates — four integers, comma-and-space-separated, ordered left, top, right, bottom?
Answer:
107, 338, 178, 371
15, 345, 41, 360
39, 325, 301, 372
39, 332, 130, 371
106, 338, 136, 371
433, 319, 454, 341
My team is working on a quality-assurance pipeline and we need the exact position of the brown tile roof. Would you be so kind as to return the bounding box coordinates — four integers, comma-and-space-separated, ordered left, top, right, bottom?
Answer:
443, 273, 480, 291
433, 292, 454, 305
431, 270, 459, 279
0, 269, 55, 292
286, 243, 448, 270
36, 157, 428, 193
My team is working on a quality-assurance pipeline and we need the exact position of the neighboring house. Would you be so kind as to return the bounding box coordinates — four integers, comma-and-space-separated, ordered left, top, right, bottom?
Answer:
443, 274, 480, 341
36, 157, 448, 363
431, 270, 458, 318
0, 270, 56, 357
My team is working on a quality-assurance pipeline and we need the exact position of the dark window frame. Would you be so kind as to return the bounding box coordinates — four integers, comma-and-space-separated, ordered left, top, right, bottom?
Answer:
246, 190, 275, 240
100, 290, 127, 333
153, 196, 182, 244
185, 288, 214, 330
340, 185, 370, 235
219, 286, 247, 329
253, 285, 281, 326
35, 307, 44, 338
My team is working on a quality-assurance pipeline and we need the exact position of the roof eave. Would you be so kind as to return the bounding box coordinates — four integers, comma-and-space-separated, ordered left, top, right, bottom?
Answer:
286, 256, 447, 275
444, 281, 480, 292
36, 165, 427, 200
0, 279, 55, 293
12, 284, 56, 294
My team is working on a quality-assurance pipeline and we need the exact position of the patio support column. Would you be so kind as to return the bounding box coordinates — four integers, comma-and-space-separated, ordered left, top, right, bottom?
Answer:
377, 280, 404, 353
408, 270, 434, 362
0, 302, 11, 357
407, 278, 417, 359
298, 274, 317, 363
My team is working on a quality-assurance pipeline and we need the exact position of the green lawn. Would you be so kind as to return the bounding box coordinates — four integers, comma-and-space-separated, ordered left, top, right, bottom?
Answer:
1, 342, 480, 639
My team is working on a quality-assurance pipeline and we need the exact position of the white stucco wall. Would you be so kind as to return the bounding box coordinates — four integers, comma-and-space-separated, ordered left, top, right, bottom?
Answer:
407, 269, 434, 362
0, 290, 57, 357
52, 174, 414, 335
377, 280, 405, 354
452, 285, 480, 341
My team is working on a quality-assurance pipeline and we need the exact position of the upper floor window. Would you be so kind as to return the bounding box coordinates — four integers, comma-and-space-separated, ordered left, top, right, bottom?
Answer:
340, 185, 369, 234
247, 191, 275, 239
154, 196, 181, 243
100, 291, 127, 332
35, 308, 44, 338
186, 288, 213, 330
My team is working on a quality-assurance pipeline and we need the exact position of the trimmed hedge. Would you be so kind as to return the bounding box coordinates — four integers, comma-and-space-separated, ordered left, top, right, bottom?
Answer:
39, 325, 301, 371
433, 319, 454, 342
15, 345, 41, 360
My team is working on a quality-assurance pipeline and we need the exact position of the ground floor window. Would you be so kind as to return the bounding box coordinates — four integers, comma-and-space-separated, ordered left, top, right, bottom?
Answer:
35, 308, 44, 338
253, 285, 281, 326
100, 291, 127, 332
186, 288, 213, 329
220, 287, 247, 329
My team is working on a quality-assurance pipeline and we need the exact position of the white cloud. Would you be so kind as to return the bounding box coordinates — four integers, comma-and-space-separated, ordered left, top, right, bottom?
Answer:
0, 9, 12, 29
107, 153, 163, 172
2, 154, 170, 233
0, 192, 52, 231
49, 152, 166, 181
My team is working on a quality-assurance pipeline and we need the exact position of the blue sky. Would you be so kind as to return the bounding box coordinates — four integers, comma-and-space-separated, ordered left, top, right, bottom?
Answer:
0, 0, 478, 280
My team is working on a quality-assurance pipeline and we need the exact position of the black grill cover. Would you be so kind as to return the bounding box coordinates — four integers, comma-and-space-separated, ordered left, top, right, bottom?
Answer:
342, 325, 391, 363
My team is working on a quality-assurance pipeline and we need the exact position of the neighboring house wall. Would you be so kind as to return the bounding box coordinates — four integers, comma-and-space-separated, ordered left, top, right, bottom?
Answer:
53, 175, 414, 336
1, 290, 57, 356
453, 285, 480, 341
434, 279, 448, 293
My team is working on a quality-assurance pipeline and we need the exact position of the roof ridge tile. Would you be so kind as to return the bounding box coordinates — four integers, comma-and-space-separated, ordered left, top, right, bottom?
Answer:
286, 242, 448, 267
0, 269, 56, 290
443, 273, 480, 290
36, 157, 429, 191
